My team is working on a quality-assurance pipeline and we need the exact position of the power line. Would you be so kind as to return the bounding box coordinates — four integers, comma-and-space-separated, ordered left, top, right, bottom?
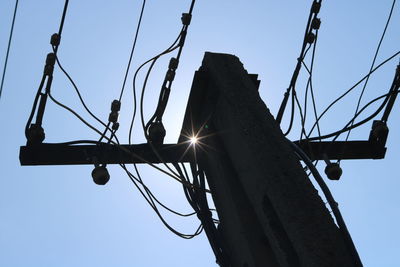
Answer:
307, 50, 400, 137
144, 0, 197, 142
25, 0, 70, 144
0, 0, 19, 100
30, 1, 201, 226
118, 0, 146, 102
46, 91, 189, 185
129, 0, 199, 183
133, 1, 198, 184
344, 0, 396, 143
120, 163, 203, 239
301, 29, 322, 141
276, 0, 322, 135
98, 1, 148, 144
52, 48, 108, 129
306, 64, 399, 142
129, 29, 183, 145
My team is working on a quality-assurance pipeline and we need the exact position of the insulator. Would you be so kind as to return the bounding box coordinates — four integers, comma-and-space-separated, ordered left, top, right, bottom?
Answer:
91, 165, 110, 185
27, 124, 45, 145
311, 17, 321, 30
50, 33, 60, 46
148, 121, 166, 146
181, 13, 192, 26
111, 100, 121, 112
306, 32, 315, 44
324, 163, 342, 180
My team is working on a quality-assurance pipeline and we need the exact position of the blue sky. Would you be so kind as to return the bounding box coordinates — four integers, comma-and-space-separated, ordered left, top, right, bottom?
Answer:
1, 1, 399, 266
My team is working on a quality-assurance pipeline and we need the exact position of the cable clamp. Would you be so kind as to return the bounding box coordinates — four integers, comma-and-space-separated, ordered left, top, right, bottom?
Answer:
112, 122, 119, 131
311, 1, 321, 14
50, 33, 60, 47
111, 99, 121, 112
311, 17, 321, 30
108, 99, 121, 123
166, 69, 176, 82
43, 53, 56, 75
181, 13, 192, 26
306, 32, 315, 44
169, 57, 179, 70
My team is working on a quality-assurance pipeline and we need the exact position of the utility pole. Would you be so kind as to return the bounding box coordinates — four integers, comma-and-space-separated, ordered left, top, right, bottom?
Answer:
20, 52, 389, 266
179, 52, 356, 266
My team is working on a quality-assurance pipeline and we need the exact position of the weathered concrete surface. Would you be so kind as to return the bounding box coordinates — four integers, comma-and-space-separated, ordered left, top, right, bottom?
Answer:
183, 52, 355, 267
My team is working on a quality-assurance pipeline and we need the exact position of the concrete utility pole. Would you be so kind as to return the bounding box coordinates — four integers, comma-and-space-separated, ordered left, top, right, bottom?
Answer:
22, 52, 390, 266
179, 52, 355, 266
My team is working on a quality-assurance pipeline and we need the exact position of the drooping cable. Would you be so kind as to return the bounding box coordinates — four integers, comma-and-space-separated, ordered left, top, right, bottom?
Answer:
174, 162, 229, 266
344, 0, 396, 143
289, 141, 363, 267
46, 91, 192, 185
0, 0, 19, 100
130, 163, 197, 217
301, 30, 322, 141
52, 47, 109, 129
120, 163, 202, 239
307, 50, 400, 137
307, 64, 400, 142
332, 90, 399, 143
144, 0, 197, 142
276, 0, 322, 136
134, 1, 198, 184
129, 29, 183, 145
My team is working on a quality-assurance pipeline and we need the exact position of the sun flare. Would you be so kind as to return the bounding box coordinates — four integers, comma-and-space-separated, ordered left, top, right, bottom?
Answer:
190, 136, 198, 145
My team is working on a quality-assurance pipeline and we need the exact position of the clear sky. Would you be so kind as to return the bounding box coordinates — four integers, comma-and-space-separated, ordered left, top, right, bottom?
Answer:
1, 1, 399, 266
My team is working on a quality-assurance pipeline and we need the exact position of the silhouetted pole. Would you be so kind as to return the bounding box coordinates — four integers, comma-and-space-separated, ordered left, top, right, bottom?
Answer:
180, 52, 355, 266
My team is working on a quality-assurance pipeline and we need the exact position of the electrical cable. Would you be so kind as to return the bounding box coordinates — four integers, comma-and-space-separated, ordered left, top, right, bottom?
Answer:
331, 90, 399, 143
306, 66, 399, 142
25, 0, 70, 142
46, 91, 195, 187
344, 0, 396, 143
137, 46, 184, 179
45, 89, 205, 227
144, 0, 197, 135
124, 164, 197, 217
0, 0, 19, 100
289, 141, 363, 267
307, 50, 400, 137
96, 0, 147, 145
47, 90, 214, 194
174, 162, 228, 265
130, 163, 197, 217
118, 0, 146, 102
120, 163, 203, 239
276, 0, 322, 133
136, 31, 193, 179
52, 47, 109, 129
129, 29, 183, 145
135, 2, 200, 183
301, 30, 322, 141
